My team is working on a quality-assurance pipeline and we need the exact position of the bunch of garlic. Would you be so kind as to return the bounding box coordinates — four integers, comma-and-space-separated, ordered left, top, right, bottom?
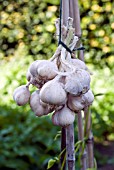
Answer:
13, 17, 94, 127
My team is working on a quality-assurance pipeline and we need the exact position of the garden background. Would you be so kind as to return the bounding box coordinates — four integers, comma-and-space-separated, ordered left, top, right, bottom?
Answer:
0, 0, 114, 169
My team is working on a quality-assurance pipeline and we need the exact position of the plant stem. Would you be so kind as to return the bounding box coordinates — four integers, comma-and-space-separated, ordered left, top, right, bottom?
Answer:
84, 107, 94, 168
66, 124, 75, 170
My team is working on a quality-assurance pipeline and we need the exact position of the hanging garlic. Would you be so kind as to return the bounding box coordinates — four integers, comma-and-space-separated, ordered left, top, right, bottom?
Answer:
37, 60, 58, 80
65, 69, 90, 96
67, 95, 85, 112
82, 89, 94, 106
67, 90, 94, 112
30, 90, 54, 117
40, 76, 67, 105
13, 85, 30, 106
52, 105, 75, 127
68, 58, 88, 70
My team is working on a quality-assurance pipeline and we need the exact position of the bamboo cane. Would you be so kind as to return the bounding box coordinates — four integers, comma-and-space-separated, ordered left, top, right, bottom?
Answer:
84, 107, 94, 168
61, 1, 69, 170
62, 1, 75, 169
61, 127, 66, 170
72, 0, 94, 168
72, 0, 87, 169
66, 124, 75, 170
77, 111, 87, 170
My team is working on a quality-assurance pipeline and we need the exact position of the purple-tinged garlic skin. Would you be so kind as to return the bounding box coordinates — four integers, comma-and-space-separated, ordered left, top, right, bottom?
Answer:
52, 105, 75, 127
13, 85, 30, 106
83, 90, 94, 106
65, 69, 90, 96
40, 79, 67, 105
30, 90, 51, 117
68, 95, 85, 112
67, 90, 94, 112
26, 69, 32, 82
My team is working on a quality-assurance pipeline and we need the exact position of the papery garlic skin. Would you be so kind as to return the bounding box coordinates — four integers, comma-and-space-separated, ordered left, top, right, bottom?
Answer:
67, 90, 94, 112
13, 85, 30, 106
52, 105, 75, 127
30, 90, 52, 117
69, 58, 88, 70
26, 69, 32, 81
37, 61, 58, 80
83, 90, 94, 106
65, 69, 90, 96
29, 60, 41, 77
40, 79, 67, 105
68, 95, 85, 112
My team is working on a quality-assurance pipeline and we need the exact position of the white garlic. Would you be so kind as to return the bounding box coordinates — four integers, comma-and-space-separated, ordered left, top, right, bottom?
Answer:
69, 58, 88, 70
65, 69, 90, 96
37, 60, 58, 80
13, 85, 30, 106
30, 90, 53, 117
67, 90, 94, 112
52, 105, 75, 127
40, 77, 67, 105
26, 69, 32, 81
29, 60, 42, 77
83, 89, 94, 106
68, 95, 85, 112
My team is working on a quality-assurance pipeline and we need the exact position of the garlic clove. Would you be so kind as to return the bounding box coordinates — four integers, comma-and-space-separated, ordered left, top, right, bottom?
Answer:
40, 78, 67, 105
30, 90, 51, 117
13, 85, 30, 106
52, 105, 75, 127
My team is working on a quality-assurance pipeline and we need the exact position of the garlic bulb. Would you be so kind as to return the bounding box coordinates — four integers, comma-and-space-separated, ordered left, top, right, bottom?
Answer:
83, 89, 94, 106
29, 60, 42, 77
69, 58, 88, 70
65, 69, 90, 96
68, 95, 85, 112
40, 77, 67, 105
13, 85, 30, 106
52, 105, 75, 127
26, 69, 32, 81
30, 90, 53, 117
37, 60, 58, 80
68, 90, 94, 112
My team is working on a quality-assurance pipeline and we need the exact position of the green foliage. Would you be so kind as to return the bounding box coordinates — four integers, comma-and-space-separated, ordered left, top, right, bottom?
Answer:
0, 0, 114, 169
0, 105, 60, 170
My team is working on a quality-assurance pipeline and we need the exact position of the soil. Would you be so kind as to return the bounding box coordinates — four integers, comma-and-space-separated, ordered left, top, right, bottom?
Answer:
95, 141, 114, 170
